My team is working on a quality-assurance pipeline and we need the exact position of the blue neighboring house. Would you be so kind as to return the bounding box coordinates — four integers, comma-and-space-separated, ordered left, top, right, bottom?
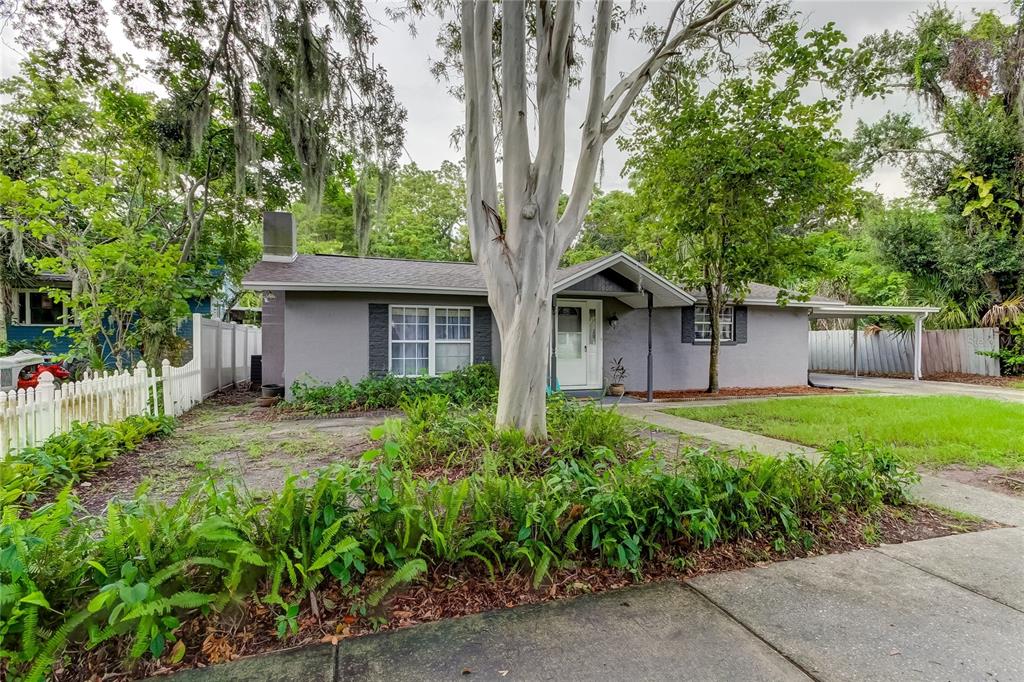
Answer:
5, 273, 216, 359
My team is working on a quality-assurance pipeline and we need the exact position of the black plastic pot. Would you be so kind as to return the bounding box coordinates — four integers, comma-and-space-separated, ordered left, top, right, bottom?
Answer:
261, 384, 284, 399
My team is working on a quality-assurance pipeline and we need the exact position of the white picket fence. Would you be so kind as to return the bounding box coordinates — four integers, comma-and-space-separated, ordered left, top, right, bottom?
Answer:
809, 327, 1000, 377
0, 313, 260, 459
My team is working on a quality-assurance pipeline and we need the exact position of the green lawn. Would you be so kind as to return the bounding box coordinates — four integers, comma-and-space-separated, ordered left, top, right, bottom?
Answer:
666, 395, 1024, 469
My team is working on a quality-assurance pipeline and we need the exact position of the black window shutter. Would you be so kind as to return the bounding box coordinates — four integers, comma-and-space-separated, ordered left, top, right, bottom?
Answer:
681, 306, 695, 343
735, 306, 748, 344
473, 306, 492, 364
368, 303, 389, 375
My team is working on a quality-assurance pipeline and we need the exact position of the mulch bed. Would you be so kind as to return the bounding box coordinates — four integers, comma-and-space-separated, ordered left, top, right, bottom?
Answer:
52, 504, 997, 681
626, 385, 841, 401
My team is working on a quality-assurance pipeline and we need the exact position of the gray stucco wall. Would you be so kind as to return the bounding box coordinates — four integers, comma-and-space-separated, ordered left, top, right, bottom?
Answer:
279, 290, 809, 395
602, 302, 810, 391
282, 291, 500, 396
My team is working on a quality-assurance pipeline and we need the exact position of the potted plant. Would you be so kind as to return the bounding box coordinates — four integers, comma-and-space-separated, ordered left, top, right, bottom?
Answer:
607, 357, 628, 396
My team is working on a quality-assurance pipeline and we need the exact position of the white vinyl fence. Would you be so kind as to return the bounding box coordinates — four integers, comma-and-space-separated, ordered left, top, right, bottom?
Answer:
809, 327, 1000, 377
0, 313, 260, 459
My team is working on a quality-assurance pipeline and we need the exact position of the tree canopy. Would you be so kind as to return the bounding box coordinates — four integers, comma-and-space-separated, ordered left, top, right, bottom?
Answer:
622, 20, 857, 391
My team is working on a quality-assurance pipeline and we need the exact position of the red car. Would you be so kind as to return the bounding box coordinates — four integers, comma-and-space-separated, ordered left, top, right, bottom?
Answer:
17, 361, 71, 390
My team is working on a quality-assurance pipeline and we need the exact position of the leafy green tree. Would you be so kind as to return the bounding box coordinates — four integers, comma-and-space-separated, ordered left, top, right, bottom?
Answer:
373, 162, 469, 261
622, 22, 856, 392
0, 64, 259, 366
847, 3, 1024, 323
562, 190, 648, 266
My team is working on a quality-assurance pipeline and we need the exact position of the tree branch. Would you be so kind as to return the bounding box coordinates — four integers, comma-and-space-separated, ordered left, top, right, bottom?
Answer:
555, 0, 612, 253
602, 0, 740, 140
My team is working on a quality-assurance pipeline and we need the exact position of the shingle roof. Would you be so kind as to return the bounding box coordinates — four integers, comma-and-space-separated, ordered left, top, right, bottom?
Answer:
243, 253, 613, 293
242, 253, 841, 306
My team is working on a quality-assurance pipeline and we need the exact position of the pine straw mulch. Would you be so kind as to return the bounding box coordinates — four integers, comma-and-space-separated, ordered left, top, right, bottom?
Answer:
626, 385, 841, 401
51, 504, 997, 681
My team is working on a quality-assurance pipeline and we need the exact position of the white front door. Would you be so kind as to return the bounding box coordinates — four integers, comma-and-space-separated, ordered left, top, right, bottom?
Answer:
556, 299, 603, 389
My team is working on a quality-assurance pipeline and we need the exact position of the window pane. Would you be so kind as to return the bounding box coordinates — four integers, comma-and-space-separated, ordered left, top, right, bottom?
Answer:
436, 343, 471, 373
29, 292, 61, 325
16, 293, 27, 324
436, 307, 470, 341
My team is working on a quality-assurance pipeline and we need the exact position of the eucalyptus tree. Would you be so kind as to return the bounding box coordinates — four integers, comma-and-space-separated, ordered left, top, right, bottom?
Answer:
393, 0, 785, 437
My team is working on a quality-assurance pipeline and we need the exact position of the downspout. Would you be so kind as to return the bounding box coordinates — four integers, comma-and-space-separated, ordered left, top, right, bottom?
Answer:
647, 290, 654, 402
550, 296, 558, 392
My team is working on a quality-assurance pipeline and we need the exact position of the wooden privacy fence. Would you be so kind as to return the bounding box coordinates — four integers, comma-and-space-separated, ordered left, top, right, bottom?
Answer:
0, 313, 260, 459
809, 327, 1000, 377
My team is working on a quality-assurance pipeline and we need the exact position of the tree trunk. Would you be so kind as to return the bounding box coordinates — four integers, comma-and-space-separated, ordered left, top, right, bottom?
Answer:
705, 284, 722, 394
458, 0, 741, 436
492, 281, 552, 437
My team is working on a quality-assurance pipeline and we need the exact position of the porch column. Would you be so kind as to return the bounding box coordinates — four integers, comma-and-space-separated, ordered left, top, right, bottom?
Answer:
852, 316, 859, 378
913, 314, 924, 380
550, 297, 557, 391
647, 290, 654, 402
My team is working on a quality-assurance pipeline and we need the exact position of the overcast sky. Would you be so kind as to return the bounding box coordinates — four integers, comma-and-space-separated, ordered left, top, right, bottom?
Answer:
0, 1, 1009, 199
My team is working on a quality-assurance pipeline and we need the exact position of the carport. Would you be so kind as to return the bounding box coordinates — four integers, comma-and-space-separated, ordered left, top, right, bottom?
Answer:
809, 305, 939, 380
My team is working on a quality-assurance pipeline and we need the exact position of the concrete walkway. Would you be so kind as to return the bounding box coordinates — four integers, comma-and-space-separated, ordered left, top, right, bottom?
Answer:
810, 372, 1024, 403
620, 403, 1024, 527
170, 528, 1024, 682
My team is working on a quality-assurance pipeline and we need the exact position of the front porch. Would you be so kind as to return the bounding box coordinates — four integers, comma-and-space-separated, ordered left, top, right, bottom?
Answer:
546, 253, 695, 402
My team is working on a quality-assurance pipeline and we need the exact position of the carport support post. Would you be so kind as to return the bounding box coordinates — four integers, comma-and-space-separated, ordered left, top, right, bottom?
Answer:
852, 317, 859, 378
647, 290, 654, 402
913, 314, 924, 380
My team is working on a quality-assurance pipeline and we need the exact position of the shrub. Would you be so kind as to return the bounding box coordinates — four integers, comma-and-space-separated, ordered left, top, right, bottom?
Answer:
289, 363, 498, 414
391, 395, 640, 476
0, 415, 175, 506
0, 404, 917, 681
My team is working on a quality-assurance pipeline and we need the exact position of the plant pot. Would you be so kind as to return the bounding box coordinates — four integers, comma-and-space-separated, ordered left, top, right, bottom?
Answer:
256, 396, 280, 408
607, 383, 625, 397
261, 384, 285, 399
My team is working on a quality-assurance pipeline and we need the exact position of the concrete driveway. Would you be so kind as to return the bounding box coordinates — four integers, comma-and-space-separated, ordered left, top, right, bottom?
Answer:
810, 372, 1024, 403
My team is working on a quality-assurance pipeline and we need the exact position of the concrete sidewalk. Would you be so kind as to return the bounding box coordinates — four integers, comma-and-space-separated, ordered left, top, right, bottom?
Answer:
810, 372, 1024, 403
169, 528, 1024, 682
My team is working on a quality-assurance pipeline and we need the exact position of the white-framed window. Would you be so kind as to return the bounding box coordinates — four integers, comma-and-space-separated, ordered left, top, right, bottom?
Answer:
694, 304, 734, 342
13, 290, 73, 326
389, 305, 473, 376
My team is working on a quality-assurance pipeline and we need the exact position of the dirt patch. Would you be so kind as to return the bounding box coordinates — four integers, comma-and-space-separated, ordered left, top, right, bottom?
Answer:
626, 385, 841, 401
933, 465, 1024, 498
66, 390, 388, 512
58, 503, 994, 681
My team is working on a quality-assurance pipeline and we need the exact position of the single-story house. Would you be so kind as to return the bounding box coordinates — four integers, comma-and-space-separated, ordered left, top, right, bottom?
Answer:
243, 213, 937, 398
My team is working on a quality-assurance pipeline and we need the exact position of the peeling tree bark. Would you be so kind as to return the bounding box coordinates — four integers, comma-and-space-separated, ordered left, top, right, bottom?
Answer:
461, 0, 740, 437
